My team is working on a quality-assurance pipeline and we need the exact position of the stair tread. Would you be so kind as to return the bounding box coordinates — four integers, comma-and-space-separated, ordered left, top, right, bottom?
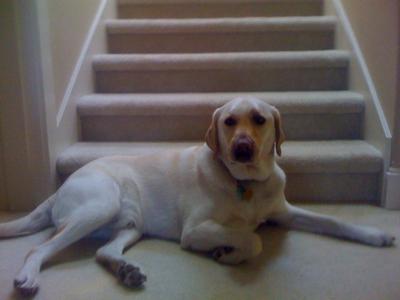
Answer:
117, 0, 323, 19
93, 50, 349, 71
106, 16, 336, 34
78, 91, 364, 116
118, 0, 322, 4
57, 140, 382, 176
58, 0, 379, 202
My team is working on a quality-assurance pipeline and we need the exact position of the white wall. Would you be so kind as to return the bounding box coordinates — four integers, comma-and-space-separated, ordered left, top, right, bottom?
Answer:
0, 124, 5, 209
37, 0, 106, 208
392, 48, 400, 168
45, 0, 103, 111
327, 0, 400, 207
38, 0, 115, 210
339, 0, 399, 131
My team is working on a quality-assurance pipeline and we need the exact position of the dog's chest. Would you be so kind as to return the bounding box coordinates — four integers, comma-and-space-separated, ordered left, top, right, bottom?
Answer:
223, 193, 269, 229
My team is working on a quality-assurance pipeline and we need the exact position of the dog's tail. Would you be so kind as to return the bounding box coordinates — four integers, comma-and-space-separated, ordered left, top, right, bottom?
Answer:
0, 194, 55, 238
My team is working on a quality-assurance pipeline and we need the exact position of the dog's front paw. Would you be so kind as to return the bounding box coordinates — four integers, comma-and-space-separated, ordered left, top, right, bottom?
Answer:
363, 228, 395, 247
117, 262, 147, 288
212, 246, 234, 260
372, 232, 395, 247
211, 246, 245, 265
14, 273, 40, 297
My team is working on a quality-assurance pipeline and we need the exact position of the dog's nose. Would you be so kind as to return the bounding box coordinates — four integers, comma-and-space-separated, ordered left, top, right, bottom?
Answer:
233, 135, 255, 163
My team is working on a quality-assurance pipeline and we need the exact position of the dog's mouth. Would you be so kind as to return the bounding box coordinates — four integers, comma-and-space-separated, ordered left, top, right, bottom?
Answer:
233, 148, 253, 163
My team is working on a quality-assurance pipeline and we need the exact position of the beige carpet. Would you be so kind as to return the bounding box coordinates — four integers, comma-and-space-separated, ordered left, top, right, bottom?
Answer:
59, 0, 382, 205
1, 204, 399, 300
57, 141, 381, 203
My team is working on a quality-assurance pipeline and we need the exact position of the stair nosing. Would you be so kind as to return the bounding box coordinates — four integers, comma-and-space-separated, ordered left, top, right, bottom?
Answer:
93, 50, 349, 71
106, 16, 336, 34
78, 91, 364, 116
56, 140, 382, 176
118, 0, 323, 4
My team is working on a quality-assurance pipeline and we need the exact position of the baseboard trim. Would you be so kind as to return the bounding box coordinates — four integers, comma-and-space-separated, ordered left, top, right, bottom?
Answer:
383, 168, 400, 209
56, 0, 108, 126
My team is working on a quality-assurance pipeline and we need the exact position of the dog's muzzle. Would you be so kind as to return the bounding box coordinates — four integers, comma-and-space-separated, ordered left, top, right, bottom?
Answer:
232, 135, 255, 163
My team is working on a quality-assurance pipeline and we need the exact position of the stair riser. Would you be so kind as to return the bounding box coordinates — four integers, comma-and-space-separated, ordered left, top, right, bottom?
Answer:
118, 2, 323, 19
80, 113, 362, 141
286, 173, 379, 203
95, 68, 348, 93
56, 139, 382, 204
56, 166, 378, 203
108, 31, 334, 53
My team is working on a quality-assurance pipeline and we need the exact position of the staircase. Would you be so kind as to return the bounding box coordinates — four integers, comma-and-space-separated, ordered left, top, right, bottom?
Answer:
57, 0, 382, 203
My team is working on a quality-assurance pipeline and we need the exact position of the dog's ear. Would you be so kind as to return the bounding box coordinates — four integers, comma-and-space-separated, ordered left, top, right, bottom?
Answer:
271, 106, 285, 156
205, 108, 221, 154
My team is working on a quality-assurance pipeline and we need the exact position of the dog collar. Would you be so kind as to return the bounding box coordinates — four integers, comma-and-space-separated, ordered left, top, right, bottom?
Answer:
236, 181, 253, 201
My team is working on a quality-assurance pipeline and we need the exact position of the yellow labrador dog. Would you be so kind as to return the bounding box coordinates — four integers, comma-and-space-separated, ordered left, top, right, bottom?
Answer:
1, 97, 394, 296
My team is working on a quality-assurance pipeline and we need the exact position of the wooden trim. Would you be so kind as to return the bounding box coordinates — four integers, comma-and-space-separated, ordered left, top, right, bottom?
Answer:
0, 0, 51, 210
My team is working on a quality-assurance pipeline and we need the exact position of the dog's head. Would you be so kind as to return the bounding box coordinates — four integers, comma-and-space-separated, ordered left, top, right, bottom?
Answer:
205, 97, 285, 180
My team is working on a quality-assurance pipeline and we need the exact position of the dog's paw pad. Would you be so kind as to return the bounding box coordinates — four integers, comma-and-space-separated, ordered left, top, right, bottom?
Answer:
211, 246, 234, 260
117, 263, 146, 288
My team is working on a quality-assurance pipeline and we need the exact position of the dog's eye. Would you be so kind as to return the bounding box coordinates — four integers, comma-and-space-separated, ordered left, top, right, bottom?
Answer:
253, 115, 266, 125
224, 117, 237, 127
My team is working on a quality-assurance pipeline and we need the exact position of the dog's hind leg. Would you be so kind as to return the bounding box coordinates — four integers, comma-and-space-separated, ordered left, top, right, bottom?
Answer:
0, 195, 55, 238
96, 227, 146, 288
13, 200, 120, 296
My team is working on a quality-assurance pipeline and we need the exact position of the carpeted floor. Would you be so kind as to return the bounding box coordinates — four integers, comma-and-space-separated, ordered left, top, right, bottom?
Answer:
0, 204, 399, 300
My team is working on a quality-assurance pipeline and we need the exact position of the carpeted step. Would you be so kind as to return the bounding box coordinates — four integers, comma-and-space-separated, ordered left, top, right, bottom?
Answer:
78, 91, 364, 141
117, 0, 324, 19
56, 140, 382, 203
107, 16, 336, 53
93, 51, 349, 93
